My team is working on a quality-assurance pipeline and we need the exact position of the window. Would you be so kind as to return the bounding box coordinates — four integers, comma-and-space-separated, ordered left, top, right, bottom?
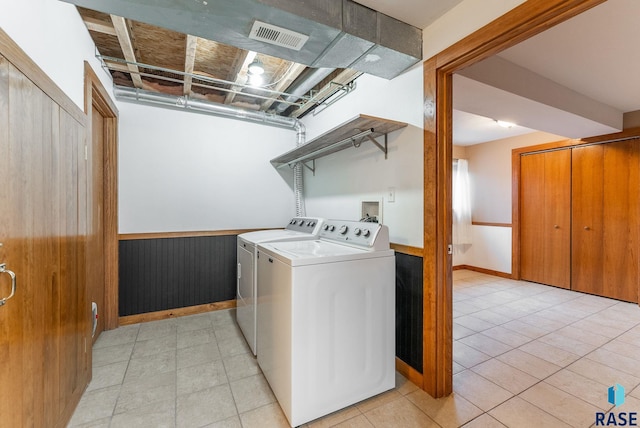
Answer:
453, 158, 472, 252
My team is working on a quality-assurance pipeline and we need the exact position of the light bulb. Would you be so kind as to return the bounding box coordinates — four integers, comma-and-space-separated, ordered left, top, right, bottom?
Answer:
248, 73, 264, 87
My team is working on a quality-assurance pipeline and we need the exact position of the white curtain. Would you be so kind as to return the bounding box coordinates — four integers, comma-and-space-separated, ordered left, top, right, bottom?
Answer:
453, 158, 472, 252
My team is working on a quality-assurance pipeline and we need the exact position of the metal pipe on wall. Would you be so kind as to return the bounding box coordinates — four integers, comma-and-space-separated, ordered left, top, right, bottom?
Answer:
114, 86, 306, 216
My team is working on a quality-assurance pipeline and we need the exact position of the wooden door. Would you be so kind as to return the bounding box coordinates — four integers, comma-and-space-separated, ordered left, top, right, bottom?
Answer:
521, 152, 546, 284
521, 150, 571, 288
571, 144, 604, 295
543, 149, 571, 288
0, 53, 89, 427
574, 142, 640, 302
88, 107, 106, 342
602, 141, 640, 302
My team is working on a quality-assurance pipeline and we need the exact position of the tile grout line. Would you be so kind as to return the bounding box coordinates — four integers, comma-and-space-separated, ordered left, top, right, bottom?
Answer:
453, 273, 636, 426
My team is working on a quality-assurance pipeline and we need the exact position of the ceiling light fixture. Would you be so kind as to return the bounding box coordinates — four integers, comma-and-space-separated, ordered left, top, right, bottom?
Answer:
496, 120, 515, 128
247, 59, 264, 75
247, 73, 264, 87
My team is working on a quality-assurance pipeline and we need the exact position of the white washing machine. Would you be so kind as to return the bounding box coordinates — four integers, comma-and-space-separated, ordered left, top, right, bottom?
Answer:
256, 220, 395, 427
236, 217, 324, 355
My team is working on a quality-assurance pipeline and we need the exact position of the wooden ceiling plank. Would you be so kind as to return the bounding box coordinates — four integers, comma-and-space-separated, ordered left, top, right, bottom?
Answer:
224, 50, 256, 105
83, 16, 117, 36
260, 62, 307, 111
103, 60, 129, 73
183, 35, 198, 95
110, 15, 143, 88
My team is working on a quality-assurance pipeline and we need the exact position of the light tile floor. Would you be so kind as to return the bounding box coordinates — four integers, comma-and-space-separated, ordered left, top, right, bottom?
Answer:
69, 270, 640, 427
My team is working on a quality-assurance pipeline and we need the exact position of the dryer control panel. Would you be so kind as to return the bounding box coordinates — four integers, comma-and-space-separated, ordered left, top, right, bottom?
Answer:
320, 220, 390, 250
284, 217, 325, 234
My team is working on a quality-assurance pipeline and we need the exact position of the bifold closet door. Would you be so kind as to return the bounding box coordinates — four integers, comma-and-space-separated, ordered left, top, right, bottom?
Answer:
520, 149, 571, 288
572, 141, 640, 302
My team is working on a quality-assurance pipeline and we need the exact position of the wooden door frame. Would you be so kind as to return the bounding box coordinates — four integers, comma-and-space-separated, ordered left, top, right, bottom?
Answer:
422, 0, 606, 397
84, 62, 119, 331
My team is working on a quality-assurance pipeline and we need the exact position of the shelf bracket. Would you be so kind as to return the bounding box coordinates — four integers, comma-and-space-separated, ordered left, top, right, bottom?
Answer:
290, 159, 315, 176
366, 133, 388, 159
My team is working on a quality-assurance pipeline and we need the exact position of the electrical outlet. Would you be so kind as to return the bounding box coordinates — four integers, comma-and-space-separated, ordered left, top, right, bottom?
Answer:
387, 187, 395, 203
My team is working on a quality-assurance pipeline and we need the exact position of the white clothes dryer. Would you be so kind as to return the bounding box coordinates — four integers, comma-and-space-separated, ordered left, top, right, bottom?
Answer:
236, 217, 324, 355
256, 220, 395, 427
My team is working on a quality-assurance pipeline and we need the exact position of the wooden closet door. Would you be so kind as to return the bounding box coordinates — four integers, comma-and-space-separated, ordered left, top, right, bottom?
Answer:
543, 149, 571, 288
571, 141, 639, 303
521, 153, 546, 284
572, 144, 604, 295
520, 150, 571, 288
602, 141, 639, 302
572, 141, 640, 302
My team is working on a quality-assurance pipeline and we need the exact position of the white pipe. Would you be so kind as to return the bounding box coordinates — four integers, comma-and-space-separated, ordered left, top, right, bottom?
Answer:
274, 67, 335, 114
114, 86, 307, 216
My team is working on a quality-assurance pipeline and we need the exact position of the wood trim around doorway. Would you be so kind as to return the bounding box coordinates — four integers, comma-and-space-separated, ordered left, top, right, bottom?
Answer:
422, 0, 606, 398
84, 62, 119, 331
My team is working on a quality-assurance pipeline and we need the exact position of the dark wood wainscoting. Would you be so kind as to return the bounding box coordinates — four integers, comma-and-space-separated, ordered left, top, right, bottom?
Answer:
394, 248, 424, 375
119, 234, 237, 316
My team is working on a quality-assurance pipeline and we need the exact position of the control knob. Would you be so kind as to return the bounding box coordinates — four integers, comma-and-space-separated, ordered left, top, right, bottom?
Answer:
354, 228, 362, 236
298, 220, 305, 225
339, 225, 348, 235
329, 225, 335, 232
323, 224, 329, 231
363, 229, 371, 237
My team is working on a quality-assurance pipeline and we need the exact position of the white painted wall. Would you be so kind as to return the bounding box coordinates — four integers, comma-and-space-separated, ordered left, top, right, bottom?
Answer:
0, 0, 530, 241
118, 101, 297, 233
0, 0, 114, 109
301, 66, 424, 247
422, 0, 526, 60
452, 131, 565, 272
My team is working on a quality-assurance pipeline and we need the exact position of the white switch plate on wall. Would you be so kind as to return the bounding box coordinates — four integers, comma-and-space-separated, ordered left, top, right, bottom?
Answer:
387, 187, 395, 203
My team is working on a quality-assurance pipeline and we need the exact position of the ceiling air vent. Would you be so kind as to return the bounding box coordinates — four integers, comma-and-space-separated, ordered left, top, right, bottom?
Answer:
249, 20, 309, 51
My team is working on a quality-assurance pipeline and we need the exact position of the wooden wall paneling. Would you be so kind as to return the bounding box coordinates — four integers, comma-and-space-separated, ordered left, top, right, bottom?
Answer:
520, 153, 545, 284
45, 102, 62, 427
571, 145, 604, 296
0, 54, 17, 427
1, 29, 89, 427
543, 150, 571, 289
59, 108, 85, 423
11, 61, 44, 428
602, 141, 640, 302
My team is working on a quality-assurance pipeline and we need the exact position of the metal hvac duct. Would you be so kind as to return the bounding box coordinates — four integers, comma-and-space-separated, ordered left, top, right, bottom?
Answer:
62, 0, 422, 79
114, 86, 307, 216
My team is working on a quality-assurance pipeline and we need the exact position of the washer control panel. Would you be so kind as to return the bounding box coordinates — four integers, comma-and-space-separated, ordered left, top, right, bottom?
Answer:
319, 220, 389, 249
284, 217, 325, 234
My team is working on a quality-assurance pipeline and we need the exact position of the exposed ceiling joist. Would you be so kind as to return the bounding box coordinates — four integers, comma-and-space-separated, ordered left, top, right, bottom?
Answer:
83, 16, 116, 35
110, 15, 143, 88
260, 62, 306, 111
224, 51, 257, 105
183, 35, 198, 95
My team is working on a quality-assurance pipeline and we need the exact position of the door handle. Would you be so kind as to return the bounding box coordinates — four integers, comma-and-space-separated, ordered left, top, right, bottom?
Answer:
0, 263, 16, 307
